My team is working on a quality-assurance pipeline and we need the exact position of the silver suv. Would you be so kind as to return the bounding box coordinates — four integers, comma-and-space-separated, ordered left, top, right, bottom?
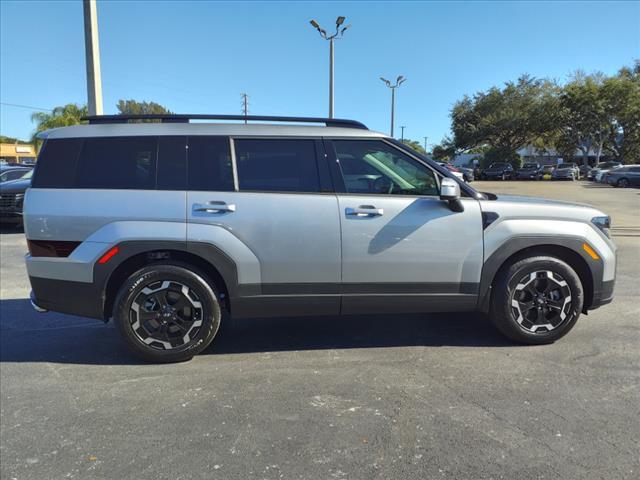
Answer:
25, 115, 616, 362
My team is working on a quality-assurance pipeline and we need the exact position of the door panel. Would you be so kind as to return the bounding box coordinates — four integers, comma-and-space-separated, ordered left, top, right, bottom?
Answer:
338, 196, 483, 313
188, 192, 341, 284
186, 137, 342, 317
338, 195, 483, 285
326, 138, 484, 314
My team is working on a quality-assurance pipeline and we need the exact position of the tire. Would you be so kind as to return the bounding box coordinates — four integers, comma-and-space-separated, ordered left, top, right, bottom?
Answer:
617, 178, 629, 188
490, 256, 583, 344
113, 263, 222, 363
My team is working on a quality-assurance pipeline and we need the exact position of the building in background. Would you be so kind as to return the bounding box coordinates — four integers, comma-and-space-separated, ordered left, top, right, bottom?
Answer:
0, 143, 37, 164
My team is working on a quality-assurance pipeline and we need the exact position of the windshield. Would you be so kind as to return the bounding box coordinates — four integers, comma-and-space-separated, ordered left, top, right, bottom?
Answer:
488, 163, 506, 168
558, 164, 574, 169
21, 170, 33, 179
522, 163, 538, 169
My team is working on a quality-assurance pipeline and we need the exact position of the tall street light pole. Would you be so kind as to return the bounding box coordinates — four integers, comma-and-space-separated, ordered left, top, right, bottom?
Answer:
380, 76, 406, 137
424, 136, 428, 153
83, 0, 103, 115
400, 126, 406, 141
310, 16, 350, 119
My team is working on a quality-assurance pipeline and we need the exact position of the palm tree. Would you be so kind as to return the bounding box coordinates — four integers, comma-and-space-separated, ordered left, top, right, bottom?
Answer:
31, 103, 88, 149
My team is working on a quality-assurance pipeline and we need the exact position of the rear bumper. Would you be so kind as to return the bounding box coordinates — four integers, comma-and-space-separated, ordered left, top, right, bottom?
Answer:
29, 276, 105, 320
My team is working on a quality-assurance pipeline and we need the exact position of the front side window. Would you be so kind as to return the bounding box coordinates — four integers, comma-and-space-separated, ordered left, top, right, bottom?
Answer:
76, 136, 157, 189
234, 139, 320, 193
332, 140, 439, 196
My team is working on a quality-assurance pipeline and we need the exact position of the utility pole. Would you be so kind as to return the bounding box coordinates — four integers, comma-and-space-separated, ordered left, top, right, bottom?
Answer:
83, 0, 103, 115
424, 136, 428, 153
241, 93, 249, 124
309, 17, 350, 118
380, 76, 406, 137
400, 126, 406, 141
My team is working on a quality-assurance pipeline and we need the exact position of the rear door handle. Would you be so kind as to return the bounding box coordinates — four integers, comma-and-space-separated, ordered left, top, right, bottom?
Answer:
193, 201, 236, 214
345, 205, 384, 217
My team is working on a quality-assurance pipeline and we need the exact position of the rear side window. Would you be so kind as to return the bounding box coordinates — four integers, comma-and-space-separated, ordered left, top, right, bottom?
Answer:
76, 137, 157, 189
32, 138, 83, 188
187, 136, 234, 191
234, 139, 320, 192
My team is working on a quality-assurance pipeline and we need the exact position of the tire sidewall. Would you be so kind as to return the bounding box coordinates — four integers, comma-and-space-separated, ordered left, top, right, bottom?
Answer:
491, 256, 584, 344
114, 264, 221, 362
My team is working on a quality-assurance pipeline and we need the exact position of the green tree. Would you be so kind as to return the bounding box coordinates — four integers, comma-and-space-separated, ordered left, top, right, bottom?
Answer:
30, 103, 88, 148
451, 75, 560, 167
0, 135, 30, 144
556, 72, 610, 166
431, 137, 456, 161
602, 62, 640, 163
400, 139, 426, 154
116, 99, 173, 121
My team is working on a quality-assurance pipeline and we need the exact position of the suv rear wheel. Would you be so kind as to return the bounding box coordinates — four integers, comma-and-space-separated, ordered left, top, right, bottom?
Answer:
617, 178, 629, 188
113, 264, 222, 362
490, 256, 584, 344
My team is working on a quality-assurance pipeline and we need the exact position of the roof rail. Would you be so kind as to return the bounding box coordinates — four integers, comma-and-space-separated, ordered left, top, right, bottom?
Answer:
81, 114, 368, 130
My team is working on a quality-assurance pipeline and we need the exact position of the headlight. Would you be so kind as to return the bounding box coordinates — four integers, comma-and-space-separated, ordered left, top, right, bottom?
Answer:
591, 216, 611, 238
15, 193, 25, 208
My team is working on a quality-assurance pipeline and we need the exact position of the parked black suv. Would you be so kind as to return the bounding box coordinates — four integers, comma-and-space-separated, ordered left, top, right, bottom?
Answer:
516, 163, 543, 180
482, 163, 514, 180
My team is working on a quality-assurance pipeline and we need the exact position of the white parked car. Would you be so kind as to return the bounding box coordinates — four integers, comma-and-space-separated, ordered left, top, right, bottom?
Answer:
437, 162, 465, 181
588, 162, 622, 182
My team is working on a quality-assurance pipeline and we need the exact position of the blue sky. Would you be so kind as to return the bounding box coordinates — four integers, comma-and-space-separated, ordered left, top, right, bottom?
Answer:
1, 1, 639, 145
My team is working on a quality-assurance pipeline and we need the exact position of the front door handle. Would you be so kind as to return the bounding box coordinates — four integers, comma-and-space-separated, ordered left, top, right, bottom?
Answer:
193, 201, 236, 214
345, 205, 384, 217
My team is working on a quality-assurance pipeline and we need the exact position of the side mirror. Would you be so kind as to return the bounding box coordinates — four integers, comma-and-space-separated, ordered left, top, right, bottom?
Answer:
440, 177, 464, 212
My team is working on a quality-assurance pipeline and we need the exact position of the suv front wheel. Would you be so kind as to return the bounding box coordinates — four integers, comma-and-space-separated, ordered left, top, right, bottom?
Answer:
490, 256, 584, 344
113, 264, 222, 362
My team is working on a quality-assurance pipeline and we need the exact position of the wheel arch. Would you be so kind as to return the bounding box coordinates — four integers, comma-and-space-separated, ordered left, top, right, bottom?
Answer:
97, 242, 239, 320
479, 237, 599, 314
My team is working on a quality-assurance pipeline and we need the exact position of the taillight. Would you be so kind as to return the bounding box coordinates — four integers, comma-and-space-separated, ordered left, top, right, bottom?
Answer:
27, 240, 81, 257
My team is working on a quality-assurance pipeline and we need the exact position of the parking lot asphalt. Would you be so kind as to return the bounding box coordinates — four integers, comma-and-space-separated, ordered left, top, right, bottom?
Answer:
1, 180, 639, 480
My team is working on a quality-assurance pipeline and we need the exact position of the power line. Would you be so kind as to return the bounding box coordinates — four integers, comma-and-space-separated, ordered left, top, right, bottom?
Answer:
1, 102, 53, 112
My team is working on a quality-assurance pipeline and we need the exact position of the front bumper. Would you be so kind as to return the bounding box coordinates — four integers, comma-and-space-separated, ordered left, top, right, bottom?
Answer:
0, 209, 23, 223
483, 172, 507, 178
590, 279, 615, 309
516, 172, 539, 179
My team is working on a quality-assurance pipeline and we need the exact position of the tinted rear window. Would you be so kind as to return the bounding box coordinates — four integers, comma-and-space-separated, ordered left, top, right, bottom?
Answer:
235, 139, 320, 192
187, 136, 234, 191
32, 138, 82, 188
32, 135, 234, 191
76, 136, 157, 189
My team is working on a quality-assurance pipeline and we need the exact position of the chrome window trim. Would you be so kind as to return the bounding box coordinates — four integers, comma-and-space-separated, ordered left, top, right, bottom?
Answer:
229, 137, 239, 191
